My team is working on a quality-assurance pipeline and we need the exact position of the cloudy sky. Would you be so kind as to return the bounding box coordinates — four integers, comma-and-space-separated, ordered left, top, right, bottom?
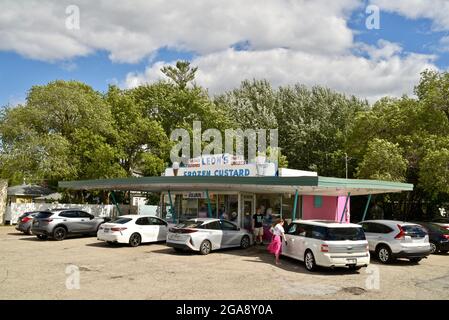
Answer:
1, 0, 449, 106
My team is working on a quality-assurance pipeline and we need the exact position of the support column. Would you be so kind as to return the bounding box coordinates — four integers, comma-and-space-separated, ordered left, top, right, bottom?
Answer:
168, 190, 176, 223
292, 190, 299, 221
361, 194, 372, 221
110, 191, 122, 216
339, 192, 351, 223
206, 190, 212, 218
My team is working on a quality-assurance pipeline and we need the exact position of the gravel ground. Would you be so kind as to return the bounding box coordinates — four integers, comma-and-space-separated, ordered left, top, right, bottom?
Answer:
0, 226, 448, 300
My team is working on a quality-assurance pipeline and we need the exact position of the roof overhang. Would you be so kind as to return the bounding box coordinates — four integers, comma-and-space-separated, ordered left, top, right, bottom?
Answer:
58, 176, 413, 196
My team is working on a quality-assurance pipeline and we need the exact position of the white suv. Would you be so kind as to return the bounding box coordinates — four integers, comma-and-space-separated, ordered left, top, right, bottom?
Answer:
282, 220, 370, 272
359, 220, 431, 264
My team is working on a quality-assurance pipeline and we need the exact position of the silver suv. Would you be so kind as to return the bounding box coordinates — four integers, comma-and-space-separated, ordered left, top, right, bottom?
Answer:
31, 209, 108, 241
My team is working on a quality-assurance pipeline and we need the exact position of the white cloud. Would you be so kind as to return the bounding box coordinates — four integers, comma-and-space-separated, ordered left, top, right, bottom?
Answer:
0, 0, 442, 101
0, 0, 360, 63
125, 41, 437, 102
371, 0, 449, 31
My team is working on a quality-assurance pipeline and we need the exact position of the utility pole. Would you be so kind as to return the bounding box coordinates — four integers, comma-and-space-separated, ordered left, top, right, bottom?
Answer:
344, 152, 348, 179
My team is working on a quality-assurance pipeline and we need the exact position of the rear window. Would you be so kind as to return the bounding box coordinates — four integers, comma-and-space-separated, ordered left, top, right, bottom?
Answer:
111, 218, 132, 224
34, 212, 53, 219
326, 227, 366, 241
402, 225, 427, 237
175, 220, 204, 229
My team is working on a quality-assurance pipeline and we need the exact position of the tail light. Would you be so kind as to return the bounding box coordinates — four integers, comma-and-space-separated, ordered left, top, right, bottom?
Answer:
169, 228, 198, 234
443, 234, 449, 240
21, 217, 31, 223
395, 225, 406, 240
320, 244, 329, 252
111, 227, 127, 232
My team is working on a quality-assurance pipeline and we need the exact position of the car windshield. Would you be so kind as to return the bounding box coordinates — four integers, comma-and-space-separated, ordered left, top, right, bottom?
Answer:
34, 212, 53, 219
424, 223, 449, 234
175, 220, 204, 229
401, 225, 427, 237
326, 227, 366, 241
111, 218, 132, 224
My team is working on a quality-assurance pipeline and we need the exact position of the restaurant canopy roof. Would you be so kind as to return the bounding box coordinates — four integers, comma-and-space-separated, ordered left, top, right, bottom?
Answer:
58, 176, 413, 196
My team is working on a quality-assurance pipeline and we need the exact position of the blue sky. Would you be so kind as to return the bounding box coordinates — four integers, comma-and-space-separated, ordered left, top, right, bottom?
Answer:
1, 0, 448, 106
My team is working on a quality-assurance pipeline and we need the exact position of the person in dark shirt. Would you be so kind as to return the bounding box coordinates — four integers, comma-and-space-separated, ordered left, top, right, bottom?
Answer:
252, 207, 265, 245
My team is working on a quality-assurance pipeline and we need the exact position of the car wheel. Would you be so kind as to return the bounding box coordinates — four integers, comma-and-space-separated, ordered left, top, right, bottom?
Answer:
429, 242, 438, 254
409, 258, 422, 263
376, 245, 393, 264
129, 233, 141, 247
304, 250, 317, 272
199, 240, 212, 255
53, 227, 67, 241
240, 235, 250, 249
37, 234, 48, 240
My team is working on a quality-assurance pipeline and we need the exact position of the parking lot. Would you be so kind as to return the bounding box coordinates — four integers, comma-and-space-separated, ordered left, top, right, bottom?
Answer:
0, 225, 448, 300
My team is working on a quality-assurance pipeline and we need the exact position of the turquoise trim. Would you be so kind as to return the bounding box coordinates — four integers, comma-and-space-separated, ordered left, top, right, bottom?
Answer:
314, 195, 323, 208
361, 194, 372, 221
292, 190, 299, 220
110, 191, 122, 216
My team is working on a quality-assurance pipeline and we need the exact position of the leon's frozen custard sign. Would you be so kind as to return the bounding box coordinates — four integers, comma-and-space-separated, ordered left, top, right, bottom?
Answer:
164, 154, 277, 177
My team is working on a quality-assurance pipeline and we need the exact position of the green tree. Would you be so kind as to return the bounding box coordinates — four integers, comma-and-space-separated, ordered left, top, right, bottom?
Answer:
419, 148, 449, 198
105, 85, 170, 176
161, 61, 198, 90
356, 139, 408, 181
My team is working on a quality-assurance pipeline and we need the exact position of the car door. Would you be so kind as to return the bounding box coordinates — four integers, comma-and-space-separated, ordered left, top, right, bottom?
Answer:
283, 223, 306, 260
202, 221, 223, 249
360, 222, 379, 251
59, 211, 84, 233
219, 220, 241, 247
148, 217, 168, 242
135, 217, 152, 242
77, 211, 97, 232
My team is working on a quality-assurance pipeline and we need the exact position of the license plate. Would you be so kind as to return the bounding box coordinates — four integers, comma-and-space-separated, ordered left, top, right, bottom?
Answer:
347, 259, 357, 264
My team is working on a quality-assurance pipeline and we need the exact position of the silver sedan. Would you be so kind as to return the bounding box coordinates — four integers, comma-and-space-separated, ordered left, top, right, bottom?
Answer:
166, 218, 252, 255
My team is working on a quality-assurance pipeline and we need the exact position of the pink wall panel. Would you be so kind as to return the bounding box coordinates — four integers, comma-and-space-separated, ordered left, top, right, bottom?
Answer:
302, 195, 350, 223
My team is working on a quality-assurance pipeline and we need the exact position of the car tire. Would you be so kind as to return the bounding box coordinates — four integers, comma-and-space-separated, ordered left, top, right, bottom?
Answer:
53, 227, 67, 241
429, 242, 438, 254
199, 240, 212, 255
409, 258, 422, 263
240, 235, 250, 249
304, 250, 317, 272
37, 234, 48, 240
129, 233, 141, 247
376, 245, 393, 264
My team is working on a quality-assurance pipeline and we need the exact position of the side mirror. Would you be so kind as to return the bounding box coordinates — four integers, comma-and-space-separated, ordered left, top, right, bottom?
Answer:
89, 215, 94, 220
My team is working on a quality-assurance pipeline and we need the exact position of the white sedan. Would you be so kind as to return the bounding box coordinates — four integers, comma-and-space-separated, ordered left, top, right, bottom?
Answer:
166, 218, 252, 255
97, 215, 168, 247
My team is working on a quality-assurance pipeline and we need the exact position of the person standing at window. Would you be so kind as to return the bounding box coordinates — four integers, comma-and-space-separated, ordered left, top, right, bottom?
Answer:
252, 207, 264, 245
267, 219, 287, 265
